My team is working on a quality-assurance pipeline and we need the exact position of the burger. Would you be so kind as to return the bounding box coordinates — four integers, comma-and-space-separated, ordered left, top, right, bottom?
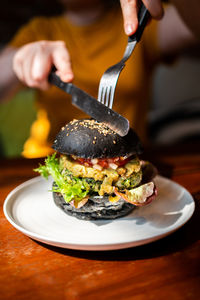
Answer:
35, 119, 157, 220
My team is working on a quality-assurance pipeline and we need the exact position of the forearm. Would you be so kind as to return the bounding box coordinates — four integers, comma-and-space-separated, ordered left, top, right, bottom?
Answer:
0, 47, 20, 101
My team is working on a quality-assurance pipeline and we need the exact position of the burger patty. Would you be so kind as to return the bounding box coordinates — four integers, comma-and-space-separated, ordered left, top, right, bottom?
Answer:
61, 167, 142, 197
61, 155, 141, 180
60, 155, 142, 196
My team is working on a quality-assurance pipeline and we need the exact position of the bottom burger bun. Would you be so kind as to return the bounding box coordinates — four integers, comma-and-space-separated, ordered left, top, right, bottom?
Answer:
35, 118, 157, 221
53, 187, 135, 220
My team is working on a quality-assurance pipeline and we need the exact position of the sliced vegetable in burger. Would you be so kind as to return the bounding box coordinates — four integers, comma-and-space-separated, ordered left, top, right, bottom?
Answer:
35, 119, 157, 220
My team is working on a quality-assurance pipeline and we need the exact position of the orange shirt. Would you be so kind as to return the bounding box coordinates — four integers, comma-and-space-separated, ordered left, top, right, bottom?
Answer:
10, 6, 161, 158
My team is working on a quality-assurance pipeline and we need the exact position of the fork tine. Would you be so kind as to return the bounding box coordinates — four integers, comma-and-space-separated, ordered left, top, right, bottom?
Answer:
97, 40, 134, 108
105, 87, 111, 107
101, 87, 107, 105
109, 87, 115, 109
97, 86, 103, 103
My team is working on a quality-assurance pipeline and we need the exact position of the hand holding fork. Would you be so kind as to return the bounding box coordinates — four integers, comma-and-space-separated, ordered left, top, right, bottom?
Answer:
97, 3, 150, 109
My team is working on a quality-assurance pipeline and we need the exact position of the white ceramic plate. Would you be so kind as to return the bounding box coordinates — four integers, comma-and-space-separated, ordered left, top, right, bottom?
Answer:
3, 175, 195, 251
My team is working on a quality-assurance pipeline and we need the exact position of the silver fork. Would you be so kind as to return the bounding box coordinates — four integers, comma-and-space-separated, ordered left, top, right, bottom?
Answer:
97, 3, 150, 109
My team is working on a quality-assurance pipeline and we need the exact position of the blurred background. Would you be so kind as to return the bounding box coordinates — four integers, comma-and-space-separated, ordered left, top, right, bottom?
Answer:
0, 0, 200, 157
149, 46, 200, 145
0, 0, 63, 157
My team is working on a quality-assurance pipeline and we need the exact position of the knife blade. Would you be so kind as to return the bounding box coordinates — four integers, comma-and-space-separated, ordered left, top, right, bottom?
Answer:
49, 71, 129, 136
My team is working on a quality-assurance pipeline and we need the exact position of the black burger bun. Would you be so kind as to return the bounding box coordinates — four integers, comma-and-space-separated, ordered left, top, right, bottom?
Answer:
52, 119, 143, 158
53, 188, 135, 220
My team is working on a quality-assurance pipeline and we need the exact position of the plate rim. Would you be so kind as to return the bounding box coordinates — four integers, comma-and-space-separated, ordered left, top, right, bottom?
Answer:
3, 175, 195, 251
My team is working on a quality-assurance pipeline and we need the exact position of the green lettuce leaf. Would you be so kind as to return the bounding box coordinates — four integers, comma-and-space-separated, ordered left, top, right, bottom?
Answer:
34, 153, 90, 202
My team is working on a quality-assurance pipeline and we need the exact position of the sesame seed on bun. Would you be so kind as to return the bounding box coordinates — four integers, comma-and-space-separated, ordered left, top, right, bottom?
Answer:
52, 119, 143, 158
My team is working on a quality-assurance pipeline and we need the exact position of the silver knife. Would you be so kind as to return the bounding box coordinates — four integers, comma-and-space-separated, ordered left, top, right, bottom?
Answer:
49, 71, 129, 136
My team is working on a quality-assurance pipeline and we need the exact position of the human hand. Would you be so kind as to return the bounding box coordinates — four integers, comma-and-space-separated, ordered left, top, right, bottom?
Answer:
13, 40, 73, 90
120, 0, 164, 35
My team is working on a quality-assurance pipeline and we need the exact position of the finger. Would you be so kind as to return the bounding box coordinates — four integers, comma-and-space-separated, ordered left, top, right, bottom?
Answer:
142, 0, 164, 20
52, 42, 74, 82
21, 49, 37, 87
13, 51, 25, 83
31, 46, 52, 89
120, 0, 139, 35
32, 45, 52, 81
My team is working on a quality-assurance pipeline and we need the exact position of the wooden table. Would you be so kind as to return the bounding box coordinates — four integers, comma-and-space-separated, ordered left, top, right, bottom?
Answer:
0, 143, 200, 300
